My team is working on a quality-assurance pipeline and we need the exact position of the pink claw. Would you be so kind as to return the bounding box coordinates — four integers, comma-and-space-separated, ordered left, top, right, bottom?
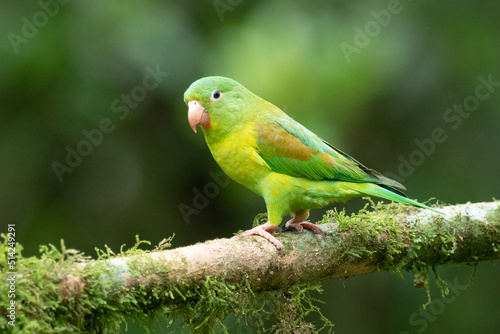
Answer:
285, 220, 325, 238
234, 222, 284, 250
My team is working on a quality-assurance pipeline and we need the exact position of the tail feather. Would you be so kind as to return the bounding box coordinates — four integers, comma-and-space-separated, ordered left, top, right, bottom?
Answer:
359, 184, 444, 215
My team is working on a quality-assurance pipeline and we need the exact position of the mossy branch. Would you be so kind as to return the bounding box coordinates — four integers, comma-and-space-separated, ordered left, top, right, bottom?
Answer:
1, 201, 499, 333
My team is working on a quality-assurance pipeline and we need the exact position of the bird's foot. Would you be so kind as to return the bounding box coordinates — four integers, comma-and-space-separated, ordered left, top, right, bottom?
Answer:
233, 222, 284, 250
285, 219, 325, 237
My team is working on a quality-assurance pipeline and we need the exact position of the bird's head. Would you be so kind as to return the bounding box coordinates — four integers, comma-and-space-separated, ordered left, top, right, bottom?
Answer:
184, 76, 251, 135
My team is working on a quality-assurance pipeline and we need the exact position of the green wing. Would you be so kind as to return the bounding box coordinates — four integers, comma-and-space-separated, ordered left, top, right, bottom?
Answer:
256, 117, 406, 192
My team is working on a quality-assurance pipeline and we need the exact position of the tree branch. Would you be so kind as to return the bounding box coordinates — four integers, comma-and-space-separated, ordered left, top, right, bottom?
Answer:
99, 201, 499, 294
2, 201, 499, 332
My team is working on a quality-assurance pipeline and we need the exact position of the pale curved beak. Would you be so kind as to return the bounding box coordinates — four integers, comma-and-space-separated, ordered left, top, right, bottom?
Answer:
188, 100, 210, 133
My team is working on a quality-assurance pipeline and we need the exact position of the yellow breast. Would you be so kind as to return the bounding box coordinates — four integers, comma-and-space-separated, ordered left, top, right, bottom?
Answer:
204, 123, 270, 196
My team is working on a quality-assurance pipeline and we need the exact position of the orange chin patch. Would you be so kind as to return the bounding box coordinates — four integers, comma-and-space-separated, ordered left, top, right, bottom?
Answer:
202, 121, 212, 130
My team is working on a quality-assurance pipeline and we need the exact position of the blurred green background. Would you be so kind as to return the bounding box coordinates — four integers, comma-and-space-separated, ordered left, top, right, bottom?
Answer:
1, 0, 499, 333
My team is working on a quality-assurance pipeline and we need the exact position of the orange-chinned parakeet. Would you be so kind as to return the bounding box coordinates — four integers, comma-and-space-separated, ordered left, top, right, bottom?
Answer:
184, 76, 443, 250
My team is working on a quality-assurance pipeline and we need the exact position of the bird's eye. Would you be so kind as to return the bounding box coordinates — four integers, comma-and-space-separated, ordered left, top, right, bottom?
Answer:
210, 89, 222, 102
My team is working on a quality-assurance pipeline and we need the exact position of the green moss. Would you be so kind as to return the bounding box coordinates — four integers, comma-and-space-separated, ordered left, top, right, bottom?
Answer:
321, 199, 500, 306
329, 199, 413, 275
1, 201, 498, 333
0, 235, 333, 333
406, 201, 500, 301
1, 238, 89, 333
252, 213, 269, 228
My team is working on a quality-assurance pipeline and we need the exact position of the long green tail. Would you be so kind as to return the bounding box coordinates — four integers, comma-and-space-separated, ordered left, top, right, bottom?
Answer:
359, 184, 444, 215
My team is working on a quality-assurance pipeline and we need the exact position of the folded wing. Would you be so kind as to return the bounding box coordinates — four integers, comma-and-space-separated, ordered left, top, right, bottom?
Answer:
255, 117, 406, 194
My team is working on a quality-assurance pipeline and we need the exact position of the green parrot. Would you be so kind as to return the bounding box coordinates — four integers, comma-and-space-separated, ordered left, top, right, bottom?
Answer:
184, 76, 443, 250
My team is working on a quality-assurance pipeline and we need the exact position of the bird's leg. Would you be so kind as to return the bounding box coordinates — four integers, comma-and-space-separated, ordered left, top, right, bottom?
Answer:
285, 210, 325, 237
234, 222, 284, 250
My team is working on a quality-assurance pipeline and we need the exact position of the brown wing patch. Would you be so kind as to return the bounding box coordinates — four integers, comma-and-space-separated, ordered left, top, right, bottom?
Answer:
320, 152, 337, 168
257, 123, 317, 161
